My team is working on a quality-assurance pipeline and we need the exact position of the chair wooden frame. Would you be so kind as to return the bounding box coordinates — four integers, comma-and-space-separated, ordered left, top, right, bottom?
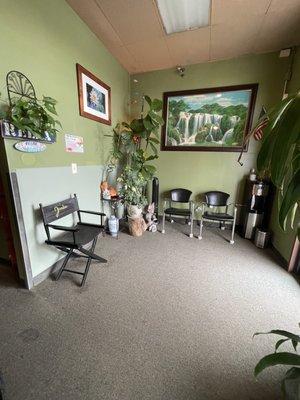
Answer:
40, 194, 107, 287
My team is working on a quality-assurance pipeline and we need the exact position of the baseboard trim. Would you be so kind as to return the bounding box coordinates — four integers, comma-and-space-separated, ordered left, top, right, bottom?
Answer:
270, 244, 288, 269
33, 256, 65, 286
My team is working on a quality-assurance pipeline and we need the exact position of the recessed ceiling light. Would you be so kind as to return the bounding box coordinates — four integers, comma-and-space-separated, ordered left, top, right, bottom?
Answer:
156, 0, 211, 35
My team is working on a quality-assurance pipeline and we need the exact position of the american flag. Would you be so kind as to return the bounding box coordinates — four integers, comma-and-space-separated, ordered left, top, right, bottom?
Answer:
252, 116, 269, 141
252, 106, 269, 141
237, 107, 269, 165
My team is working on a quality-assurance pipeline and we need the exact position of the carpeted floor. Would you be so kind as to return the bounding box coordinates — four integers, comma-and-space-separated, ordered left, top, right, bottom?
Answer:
0, 222, 299, 400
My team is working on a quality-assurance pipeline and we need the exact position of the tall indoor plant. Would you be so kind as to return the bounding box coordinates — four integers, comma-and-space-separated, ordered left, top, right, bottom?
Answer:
242, 92, 300, 238
105, 95, 164, 217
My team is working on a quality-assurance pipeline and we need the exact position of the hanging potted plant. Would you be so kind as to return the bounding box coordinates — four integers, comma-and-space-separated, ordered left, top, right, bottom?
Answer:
0, 94, 62, 140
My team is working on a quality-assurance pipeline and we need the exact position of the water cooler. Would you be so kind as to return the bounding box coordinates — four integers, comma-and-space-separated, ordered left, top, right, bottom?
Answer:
241, 178, 270, 239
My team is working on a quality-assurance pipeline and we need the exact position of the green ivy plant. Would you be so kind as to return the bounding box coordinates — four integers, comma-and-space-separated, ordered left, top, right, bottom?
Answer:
254, 327, 300, 399
244, 92, 300, 238
106, 95, 164, 181
0, 95, 62, 139
117, 166, 148, 207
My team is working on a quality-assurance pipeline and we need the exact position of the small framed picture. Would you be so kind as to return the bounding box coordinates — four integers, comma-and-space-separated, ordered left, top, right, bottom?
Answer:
76, 63, 111, 125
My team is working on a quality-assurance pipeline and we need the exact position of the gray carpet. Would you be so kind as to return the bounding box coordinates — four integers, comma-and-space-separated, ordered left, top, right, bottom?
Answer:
0, 222, 299, 400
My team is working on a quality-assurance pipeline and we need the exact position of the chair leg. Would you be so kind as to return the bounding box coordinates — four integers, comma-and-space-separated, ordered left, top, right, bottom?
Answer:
230, 209, 237, 245
189, 214, 194, 238
198, 217, 203, 240
81, 237, 97, 287
56, 249, 73, 281
162, 212, 166, 234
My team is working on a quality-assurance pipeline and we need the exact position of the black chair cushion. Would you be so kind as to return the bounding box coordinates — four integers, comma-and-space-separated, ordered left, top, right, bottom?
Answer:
46, 223, 102, 248
203, 212, 233, 221
165, 207, 191, 216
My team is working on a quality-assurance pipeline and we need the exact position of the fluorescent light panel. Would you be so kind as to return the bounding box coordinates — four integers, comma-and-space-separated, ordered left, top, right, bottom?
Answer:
156, 0, 211, 35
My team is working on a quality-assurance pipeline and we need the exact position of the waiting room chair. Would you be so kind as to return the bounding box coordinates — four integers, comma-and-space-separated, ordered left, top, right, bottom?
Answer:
162, 188, 194, 237
198, 191, 237, 244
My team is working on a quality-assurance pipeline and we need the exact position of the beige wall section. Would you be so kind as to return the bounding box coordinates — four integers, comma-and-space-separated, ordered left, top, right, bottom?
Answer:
131, 52, 288, 211
0, 0, 129, 170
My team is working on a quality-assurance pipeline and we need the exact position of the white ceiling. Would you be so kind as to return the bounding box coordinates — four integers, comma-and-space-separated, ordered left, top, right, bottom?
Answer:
67, 0, 300, 74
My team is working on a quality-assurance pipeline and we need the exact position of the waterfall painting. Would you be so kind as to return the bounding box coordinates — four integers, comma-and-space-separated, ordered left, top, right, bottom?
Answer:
161, 84, 258, 152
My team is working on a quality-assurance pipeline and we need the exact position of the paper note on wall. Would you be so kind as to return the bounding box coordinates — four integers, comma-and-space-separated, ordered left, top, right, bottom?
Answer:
65, 134, 84, 153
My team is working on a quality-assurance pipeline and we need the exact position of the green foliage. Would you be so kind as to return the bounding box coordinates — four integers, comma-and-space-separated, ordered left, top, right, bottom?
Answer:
105, 96, 164, 204
107, 96, 163, 181
0, 96, 61, 138
254, 327, 300, 399
251, 92, 300, 238
117, 166, 147, 207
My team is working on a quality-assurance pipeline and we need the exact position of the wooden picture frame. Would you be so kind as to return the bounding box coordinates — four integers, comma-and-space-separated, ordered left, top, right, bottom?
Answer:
161, 83, 258, 152
76, 63, 111, 125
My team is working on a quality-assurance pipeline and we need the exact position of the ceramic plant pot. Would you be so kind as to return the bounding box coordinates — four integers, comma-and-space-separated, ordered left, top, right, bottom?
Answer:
127, 205, 142, 219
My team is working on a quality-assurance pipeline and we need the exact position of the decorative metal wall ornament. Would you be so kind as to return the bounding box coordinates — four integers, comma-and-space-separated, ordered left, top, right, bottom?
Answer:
6, 70, 37, 105
0, 120, 55, 143
1, 70, 56, 143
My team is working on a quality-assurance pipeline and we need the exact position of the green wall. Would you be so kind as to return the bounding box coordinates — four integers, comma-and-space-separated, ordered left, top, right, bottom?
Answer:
0, 0, 129, 170
269, 49, 300, 262
131, 52, 288, 207
131, 52, 300, 262
0, 0, 129, 283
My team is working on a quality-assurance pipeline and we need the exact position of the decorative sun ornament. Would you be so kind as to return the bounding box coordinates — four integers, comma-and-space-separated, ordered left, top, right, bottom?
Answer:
90, 88, 100, 107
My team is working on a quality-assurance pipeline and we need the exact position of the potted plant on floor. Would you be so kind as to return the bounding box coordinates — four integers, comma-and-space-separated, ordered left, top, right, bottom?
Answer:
105, 96, 164, 236
117, 166, 148, 236
240, 92, 300, 238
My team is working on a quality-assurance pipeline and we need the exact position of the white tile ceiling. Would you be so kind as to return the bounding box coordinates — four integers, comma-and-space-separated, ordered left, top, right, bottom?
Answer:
66, 0, 300, 73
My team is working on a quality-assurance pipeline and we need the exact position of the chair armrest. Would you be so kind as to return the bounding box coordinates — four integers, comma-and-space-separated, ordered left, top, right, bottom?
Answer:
79, 210, 106, 216
48, 224, 79, 232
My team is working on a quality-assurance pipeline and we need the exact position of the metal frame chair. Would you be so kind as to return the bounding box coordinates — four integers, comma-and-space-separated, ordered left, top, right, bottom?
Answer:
162, 188, 194, 237
40, 194, 107, 287
198, 191, 237, 244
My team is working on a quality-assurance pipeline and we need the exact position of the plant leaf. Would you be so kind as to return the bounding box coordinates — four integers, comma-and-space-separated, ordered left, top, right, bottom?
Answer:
279, 170, 300, 230
254, 330, 300, 343
254, 352, 300, 377
270, 93, 300, 186
275, 338, 289, 352
130, 118, 144, 133
149, 110, 164, 125
149, 141, 158, 155
144, 95, 152, 107
151, 99, 162, 111
143, 117, 153, 132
